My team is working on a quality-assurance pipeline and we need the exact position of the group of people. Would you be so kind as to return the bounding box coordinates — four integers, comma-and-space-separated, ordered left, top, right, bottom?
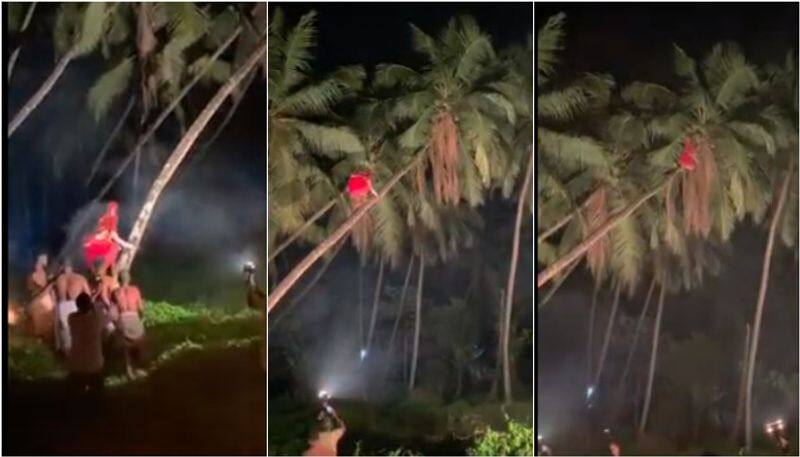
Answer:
23, 201, 147, 394
26, 253, 147, 392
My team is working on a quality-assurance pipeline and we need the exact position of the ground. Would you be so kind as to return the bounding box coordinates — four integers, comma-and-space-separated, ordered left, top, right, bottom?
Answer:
5, 301, 266, 455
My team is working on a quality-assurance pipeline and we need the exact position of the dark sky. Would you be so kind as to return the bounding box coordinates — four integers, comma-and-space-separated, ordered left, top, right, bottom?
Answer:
271, 2, 532, 73
536, 2, 798, 85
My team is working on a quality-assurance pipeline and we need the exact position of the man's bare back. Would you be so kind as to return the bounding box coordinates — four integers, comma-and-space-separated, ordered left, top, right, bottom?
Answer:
97, 274, 119, 307
113, 285, 143, 314
56, 270, 91, 302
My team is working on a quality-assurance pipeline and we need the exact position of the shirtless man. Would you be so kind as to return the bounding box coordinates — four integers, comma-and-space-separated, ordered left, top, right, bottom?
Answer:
112, 270, 146, 379
26, 253, 56, 341
93, 259, 119, 332
54, 262, 92, 354
303, 400, 346, 456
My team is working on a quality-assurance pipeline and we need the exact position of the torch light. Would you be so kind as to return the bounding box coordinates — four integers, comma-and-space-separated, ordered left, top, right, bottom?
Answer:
359, 348, 367, 361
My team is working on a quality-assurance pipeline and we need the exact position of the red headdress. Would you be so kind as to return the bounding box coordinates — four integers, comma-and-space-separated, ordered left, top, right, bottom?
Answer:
678, 137, 698, 171
347, 171, 373, 207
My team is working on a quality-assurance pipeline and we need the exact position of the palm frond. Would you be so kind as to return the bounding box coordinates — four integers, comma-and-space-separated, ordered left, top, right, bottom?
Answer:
88, 56, 134, 122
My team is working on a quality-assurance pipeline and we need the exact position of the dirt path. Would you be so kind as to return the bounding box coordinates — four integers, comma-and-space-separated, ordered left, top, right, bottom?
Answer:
5, 345, 266, 455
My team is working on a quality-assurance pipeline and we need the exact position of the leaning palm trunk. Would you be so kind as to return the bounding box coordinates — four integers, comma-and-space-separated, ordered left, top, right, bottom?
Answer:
408, 254, 425, 391
94, 27, 243, 201
268, 198, 338, 262
639, 283, 666, 434
8, 48, 76, 137
502, 151, 533, 405
268, 154, 422, 312
731, 323, 751, 443
86, 94, 137, 186
593, 282, 621, 388
744, 158, 795, 452
537, 171, 678, 288
366, 257, 386, 351
117, 38, 266, 271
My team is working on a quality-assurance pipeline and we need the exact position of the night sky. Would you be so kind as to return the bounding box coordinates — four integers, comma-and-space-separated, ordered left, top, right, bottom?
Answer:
271, 2, 532, 74
536, 3, 798, 86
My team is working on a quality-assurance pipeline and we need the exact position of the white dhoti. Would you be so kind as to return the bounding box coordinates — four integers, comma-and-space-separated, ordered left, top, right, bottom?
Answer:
55, 300, 77, 353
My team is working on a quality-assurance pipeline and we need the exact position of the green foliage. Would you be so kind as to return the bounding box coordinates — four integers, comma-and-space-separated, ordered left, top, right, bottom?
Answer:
468, 419, 534, 456
8, 338, 66, 381
88, 56, 134, 121
72, 3, 110, 57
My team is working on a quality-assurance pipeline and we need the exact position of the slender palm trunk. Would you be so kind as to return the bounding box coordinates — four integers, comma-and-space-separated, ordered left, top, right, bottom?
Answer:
730, 323, 751, 443
8, 2, 38, 82
86, 93, 136, 186
618, 277, 657, 392
537, 171, 678, 288
268, 198, 337, 262
490, 289, 505, 400
366, 257, 386, 351
358, 264, 364, 347
268, 155, 422, 312
593, 282, 621, 387
387, 258, 415, 355
9, 49, 76, 137
501, 152, 532, 405
537, 195, 592, 243
94, 27, 243, 202
639, 283, 666, 435
408, 254, 425, 391
118, 39, 265, 271
539, 257, 581, 308
744, 159, 795, 451
587, 283, 598, 387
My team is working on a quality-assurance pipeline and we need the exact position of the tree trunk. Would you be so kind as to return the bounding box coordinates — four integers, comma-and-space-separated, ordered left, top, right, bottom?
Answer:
490, 289, 505, 400
8, 2, 38, 82
537, 195, 592, 243
86, 93, 136, 186
268, 198, 338, 262
501, 151, 532, 405
730, 323, 751, 443
408, 254, 425, 392
9, 48, 76, 137
366, 257, 386, 351
593, 282, 621, 387
387, 257, 415, 355
270, 239, 346, 328
539, 257, 581, 308
117, 38, 265, 271
639, 283, 666, 435
587, 283, 598, 388
744, 158, 795, 452
537, 171, 678, 288
94, 27, 243, 201
268, 155, 422, 312
618, 277, 657, 393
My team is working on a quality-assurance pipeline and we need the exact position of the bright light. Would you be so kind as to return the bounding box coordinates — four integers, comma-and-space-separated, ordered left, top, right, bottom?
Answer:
765, 418, 785, 434
586, 386, 595, 399
359, 348, 367, 361
318, 390, 329, 400
537, 435, 543, 442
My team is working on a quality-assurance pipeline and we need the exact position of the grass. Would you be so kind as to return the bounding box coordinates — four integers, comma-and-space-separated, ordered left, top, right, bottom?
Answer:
6, 300, 266, 455
267, 393, 533, 456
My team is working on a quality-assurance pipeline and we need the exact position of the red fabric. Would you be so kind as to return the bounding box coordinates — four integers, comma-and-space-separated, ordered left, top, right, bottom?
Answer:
347, 172, 372, 198
678, 137, 698, 171
82, 202, 121, 270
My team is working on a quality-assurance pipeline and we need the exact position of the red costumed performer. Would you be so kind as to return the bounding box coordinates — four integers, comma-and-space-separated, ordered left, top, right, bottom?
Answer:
82, 202, 133, 277
347, 171, 378, 207
678, 137, 698, 171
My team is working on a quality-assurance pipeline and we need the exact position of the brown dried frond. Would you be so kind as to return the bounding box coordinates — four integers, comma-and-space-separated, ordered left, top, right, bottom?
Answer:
415, 160, 427, 196
681, 136, 717, 237
585, 187, 609, 280
428, 111, 461, 204
351, 211, 374, 258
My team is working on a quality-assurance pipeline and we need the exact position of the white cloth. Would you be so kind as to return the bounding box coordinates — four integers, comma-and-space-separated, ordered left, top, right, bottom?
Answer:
67, 310, 105, 374
55, 300, 77, 353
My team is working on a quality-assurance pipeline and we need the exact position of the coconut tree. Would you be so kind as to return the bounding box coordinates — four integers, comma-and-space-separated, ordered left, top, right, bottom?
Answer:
8, 2, 38, 82
267, 9, 366, 263
9, 3, 112, 137
117, 36, 266, 270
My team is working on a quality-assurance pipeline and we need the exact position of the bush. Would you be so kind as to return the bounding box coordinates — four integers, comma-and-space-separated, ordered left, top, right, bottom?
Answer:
8, 338, 65, 380
468, 419, 534, 456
